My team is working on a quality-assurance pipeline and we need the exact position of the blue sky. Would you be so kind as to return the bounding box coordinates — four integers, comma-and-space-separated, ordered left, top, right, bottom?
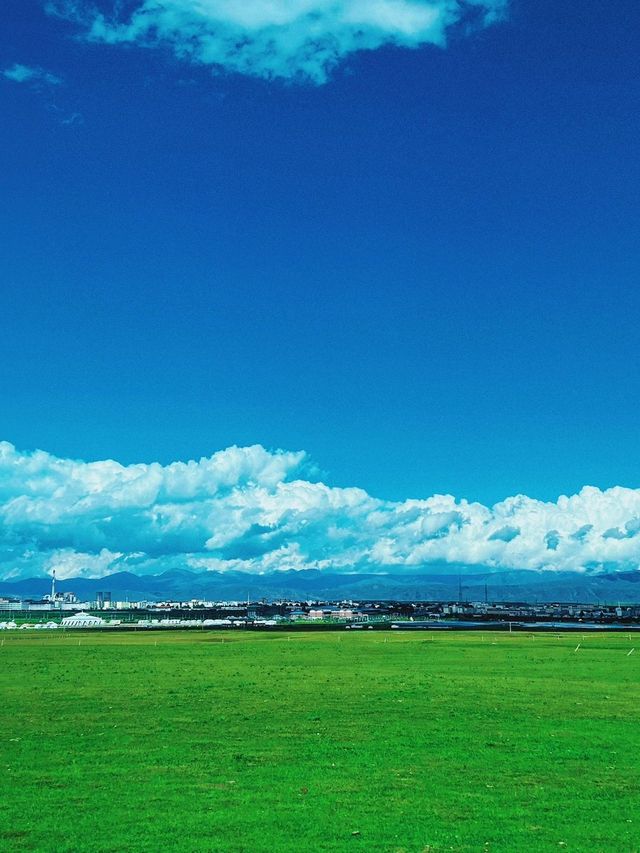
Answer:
1, 1, 639, 579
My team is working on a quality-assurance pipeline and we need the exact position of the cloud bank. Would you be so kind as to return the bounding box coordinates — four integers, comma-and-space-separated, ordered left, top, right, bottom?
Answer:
49, 0, 507, 82
2, 63, 62, 86
1, 441, 640, 580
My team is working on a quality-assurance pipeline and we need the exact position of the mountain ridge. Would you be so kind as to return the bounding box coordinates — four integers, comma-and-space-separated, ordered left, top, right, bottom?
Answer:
1, 568, 640, 603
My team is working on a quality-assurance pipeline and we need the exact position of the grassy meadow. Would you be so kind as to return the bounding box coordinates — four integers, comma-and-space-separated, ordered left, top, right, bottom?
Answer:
1, 630, 638, 852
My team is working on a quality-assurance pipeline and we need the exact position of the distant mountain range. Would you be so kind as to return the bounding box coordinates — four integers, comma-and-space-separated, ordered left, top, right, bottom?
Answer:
1, 567, 640, 603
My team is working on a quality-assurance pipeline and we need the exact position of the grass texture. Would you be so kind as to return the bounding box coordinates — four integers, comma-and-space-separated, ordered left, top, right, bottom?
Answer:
1, 630, 638, 852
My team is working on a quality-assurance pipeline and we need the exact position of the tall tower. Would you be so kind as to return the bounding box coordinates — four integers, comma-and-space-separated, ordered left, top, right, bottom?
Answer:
51, 569, 56, 601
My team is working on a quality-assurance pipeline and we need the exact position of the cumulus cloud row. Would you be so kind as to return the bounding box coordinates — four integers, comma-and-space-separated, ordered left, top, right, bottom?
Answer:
1, 441, 640, 580
2, 63, 62, 86
49, 0, 507, 82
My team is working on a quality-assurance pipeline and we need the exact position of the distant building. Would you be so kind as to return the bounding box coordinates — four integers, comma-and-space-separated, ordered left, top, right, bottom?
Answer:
61, 612, 105, 628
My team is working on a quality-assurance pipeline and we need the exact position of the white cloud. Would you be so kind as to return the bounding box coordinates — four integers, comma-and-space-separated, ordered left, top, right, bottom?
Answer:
49, 0, 508, 83
2, 63, 62, 86
1, 440, 640, 580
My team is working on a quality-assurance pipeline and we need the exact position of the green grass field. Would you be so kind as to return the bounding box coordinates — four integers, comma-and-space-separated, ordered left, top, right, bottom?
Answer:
1, 630, 638, 852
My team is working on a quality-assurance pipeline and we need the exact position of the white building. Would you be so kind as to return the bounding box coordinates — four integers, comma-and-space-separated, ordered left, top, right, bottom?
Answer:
61, 612, 106, 628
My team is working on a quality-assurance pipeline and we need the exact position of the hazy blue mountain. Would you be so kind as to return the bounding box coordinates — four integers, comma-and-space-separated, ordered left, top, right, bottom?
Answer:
1, 568, 640, 603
